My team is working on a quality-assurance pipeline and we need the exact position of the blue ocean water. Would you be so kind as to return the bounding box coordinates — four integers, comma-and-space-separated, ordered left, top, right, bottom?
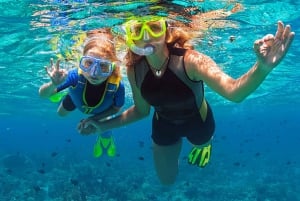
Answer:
1, 1, 300, 200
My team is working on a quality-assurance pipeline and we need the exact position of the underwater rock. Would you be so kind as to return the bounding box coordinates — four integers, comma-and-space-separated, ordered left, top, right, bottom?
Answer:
1, 153, 34, 175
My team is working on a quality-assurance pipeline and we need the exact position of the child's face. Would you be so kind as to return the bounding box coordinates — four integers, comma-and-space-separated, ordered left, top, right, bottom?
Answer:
79, 47, 114, 85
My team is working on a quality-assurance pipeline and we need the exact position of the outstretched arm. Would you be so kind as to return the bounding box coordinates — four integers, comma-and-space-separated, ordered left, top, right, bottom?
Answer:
187, 21, 295, 102
77, 106, 121, 135
82, 66, 151, 135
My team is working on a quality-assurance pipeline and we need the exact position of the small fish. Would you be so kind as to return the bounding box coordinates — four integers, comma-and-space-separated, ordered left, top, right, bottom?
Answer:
229, 35, 236, 42
6, 169, 12, 174
138, 141, 144, 148
33, 185, 41, 192
138, 156, 144, 161
37, 169, 45, 174
70, 179, 79, 186
51, 152, 58, 157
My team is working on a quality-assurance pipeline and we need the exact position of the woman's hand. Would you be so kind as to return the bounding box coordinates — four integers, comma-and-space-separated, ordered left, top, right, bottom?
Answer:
45, 58, 68, 86
77, 118, 100, 135
254, 21, 295, 71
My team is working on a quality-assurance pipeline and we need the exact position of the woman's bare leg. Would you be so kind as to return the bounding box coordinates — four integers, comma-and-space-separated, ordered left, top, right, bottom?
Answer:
152, 139, 182, 185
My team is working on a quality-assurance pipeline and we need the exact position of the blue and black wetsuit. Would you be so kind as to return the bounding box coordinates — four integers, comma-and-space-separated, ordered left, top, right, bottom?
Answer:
134, 47, 215, 146
56, 68, 125, 114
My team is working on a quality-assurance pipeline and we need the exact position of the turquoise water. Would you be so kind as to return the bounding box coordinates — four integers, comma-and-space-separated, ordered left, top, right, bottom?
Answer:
1, 1, 300, 200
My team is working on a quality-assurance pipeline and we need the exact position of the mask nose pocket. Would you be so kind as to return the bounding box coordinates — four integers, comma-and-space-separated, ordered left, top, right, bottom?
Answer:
143, 30, 150, 40
90, 63, 101, 77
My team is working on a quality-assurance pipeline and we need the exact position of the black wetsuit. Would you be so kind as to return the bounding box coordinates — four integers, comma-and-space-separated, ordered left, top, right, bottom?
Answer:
134, 47, 215, 146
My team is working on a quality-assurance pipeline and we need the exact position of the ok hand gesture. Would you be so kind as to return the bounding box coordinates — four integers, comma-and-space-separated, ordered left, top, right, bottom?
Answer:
254, 21, 295, 71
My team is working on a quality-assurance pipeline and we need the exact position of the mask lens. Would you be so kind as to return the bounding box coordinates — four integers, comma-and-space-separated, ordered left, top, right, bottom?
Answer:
99, 61, 113, 75
126, 18, 166, 41
79, 56, 114, 77
147, 21, 164, 35
130, 23, 143, 39
79, 57, 95, 71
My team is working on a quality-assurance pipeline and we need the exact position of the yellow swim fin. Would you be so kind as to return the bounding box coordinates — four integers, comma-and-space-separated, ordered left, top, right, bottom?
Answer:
188, 143, 212, 168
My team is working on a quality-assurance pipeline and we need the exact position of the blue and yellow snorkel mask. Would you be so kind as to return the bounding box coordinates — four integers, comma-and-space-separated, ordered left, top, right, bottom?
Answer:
123, 16, 167, 56
79, 56, 115, 77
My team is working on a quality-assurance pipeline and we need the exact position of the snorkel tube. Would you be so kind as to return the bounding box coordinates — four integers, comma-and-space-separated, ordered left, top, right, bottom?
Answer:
125, 36, 154, 56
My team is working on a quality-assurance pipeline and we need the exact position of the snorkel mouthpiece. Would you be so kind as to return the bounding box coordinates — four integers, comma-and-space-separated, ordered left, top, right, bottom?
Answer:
126, 37, 154, 56
130, 43, 155, 56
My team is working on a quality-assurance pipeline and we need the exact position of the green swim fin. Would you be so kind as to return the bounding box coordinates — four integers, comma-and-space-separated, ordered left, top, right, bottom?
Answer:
106, 136, 116, 157
93, 135, 103, 158
188, 143, 212, 168
49, 91, 68, 103
100, 136, 111, 149
93, 131, 117, 158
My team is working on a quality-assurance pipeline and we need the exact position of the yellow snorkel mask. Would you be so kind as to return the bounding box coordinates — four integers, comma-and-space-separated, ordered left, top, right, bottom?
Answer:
123, 16, 167, 56
124, 16, 167, 41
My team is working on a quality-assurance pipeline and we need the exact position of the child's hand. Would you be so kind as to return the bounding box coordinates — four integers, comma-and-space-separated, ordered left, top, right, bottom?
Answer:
45, 58, 68, 86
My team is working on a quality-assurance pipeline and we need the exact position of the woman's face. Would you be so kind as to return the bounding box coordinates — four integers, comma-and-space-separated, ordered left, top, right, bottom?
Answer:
134, 32, 166, 52
126, 18, 167, 54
